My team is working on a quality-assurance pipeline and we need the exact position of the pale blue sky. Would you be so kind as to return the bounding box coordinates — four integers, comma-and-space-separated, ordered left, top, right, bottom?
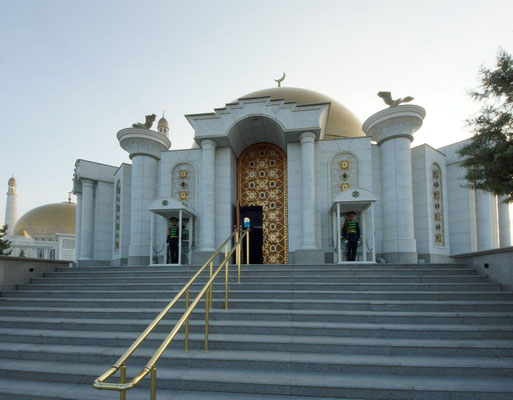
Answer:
1, 0, 512, 225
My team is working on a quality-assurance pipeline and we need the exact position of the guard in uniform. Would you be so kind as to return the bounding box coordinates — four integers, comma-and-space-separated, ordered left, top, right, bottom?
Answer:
167, 217, 180, 264
342, 211, 360, 261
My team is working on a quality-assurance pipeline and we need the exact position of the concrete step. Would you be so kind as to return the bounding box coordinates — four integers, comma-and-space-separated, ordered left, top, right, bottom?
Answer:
2, 330, 512, 357
17, 282, 504, 291
6, 289, 513, 301
3, 296, 513, 312
1, 343, 512, 378
45, 268, 480, 278
2, 306, 513, 325
0, 377, 347, 400
0, 317, 513, 346
33, 275, 490, 284
0, 358, 511, 399
55, 263, 465, 273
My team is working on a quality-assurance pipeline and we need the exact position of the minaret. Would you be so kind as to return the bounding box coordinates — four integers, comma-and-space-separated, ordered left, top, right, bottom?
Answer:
4, 176, 18, 235
157, 113, 170, 138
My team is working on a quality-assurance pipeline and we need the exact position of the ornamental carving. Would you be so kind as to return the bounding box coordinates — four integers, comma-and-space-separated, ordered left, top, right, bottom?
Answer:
331, 153, 359, 198
238, 143, 288, 264
114, 181, 121, 253
432, 163, 444, 246
172, 163, 195, 208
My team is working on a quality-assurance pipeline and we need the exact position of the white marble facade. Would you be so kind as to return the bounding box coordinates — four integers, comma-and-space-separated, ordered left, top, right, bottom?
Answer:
72, 87, 513, 266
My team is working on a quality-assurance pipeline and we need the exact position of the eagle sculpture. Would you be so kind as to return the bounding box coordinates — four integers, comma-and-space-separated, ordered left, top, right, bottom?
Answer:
132, 114, 156, 129
377, 91, 414, 107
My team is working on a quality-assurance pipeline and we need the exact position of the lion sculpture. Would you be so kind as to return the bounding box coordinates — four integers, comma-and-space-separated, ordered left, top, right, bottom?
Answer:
132, 114, 156, 129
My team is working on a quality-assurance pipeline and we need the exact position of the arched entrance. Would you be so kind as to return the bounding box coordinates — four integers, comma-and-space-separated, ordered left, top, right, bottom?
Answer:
237, 143, 288, 264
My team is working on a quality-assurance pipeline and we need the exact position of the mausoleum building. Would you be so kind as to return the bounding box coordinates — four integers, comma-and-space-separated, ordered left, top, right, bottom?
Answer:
72, 86, 512, 266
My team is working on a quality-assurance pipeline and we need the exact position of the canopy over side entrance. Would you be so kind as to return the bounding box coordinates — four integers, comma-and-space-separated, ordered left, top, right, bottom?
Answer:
330, 188, 377, 263
148, 198, 195, 265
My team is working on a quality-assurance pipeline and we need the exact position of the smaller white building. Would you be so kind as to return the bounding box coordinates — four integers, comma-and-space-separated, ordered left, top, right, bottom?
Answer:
3, 178, 76, 261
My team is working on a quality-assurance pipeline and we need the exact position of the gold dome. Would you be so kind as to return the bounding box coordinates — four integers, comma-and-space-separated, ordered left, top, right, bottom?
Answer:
238, 87, 364, 139
13, 202, 76, 237
8, 177, 17, 185
158, 116, 169, 129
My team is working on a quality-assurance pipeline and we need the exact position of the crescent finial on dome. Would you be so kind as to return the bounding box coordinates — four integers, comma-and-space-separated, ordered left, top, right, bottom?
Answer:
274, 72, 286, 87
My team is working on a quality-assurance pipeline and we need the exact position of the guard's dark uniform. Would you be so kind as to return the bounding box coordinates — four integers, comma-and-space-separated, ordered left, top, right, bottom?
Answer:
167, 224, 180, 264
342, 219, 360, 261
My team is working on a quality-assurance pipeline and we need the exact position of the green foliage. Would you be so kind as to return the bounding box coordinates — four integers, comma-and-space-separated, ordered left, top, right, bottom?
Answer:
0, 224, 12, 256
458, 49, 513, 202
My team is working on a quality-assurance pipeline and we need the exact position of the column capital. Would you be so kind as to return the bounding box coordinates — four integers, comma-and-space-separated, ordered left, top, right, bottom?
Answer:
200, 139, 217, 150
81, 179, 95, 187
117, 128, 170, 160
299, 131, 316, 143
362, 105, 426, 145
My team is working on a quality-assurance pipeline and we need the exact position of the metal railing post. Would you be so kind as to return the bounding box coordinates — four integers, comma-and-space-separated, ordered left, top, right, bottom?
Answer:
237, 240, 241, 284
120, 364, 126, 400
246, 229, 250, 265
185, 289, 190, 352
150, 366, 157, 400
204, 289, 210, 353
225, 261, 229, 310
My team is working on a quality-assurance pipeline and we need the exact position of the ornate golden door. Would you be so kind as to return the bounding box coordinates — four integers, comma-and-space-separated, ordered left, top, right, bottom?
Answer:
237, 143, 288, 264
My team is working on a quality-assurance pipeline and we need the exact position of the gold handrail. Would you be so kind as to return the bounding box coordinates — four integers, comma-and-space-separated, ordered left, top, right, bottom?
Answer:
93, 228, 250, 399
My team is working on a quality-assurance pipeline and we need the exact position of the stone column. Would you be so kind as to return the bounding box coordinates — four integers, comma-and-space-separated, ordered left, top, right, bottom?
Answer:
200, 139, 217, 252
117, 127, 171, 266
498, 196, 512, 247
80, 179, 95, 261
363, 105, 426, 264
475, 190, 494, 251
300, 132, 316, 249
75, 192, 82, 263
128, 155, 158, 265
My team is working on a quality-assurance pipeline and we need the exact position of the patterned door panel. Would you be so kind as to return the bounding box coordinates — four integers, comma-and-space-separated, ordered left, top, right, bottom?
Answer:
237, 143, 288, 264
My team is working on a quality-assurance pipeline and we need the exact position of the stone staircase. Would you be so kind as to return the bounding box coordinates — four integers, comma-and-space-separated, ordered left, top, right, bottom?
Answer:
0, 263, 512, 399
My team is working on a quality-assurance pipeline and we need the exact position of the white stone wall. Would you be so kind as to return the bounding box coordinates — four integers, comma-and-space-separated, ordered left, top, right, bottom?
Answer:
286, 142, 302, 253
93, 181, 114, 261
371, 145, 383, 256
411, 145, 450, 261
316, 137, 373, 255
215, 147, 235, 246
159, 149, 201, 250
439, 141, 478, 255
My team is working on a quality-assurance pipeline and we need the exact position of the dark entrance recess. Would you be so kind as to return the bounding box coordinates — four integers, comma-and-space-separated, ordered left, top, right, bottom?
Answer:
239, 206, 263, 264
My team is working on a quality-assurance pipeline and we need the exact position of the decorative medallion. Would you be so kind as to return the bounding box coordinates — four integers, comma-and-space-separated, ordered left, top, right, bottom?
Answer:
351, 190, 360, 198
339, 182, 350, 192
238, 143, 287, 264
114, 181, 121, 252
332, 153, 359, 200
161, 199, 169, 206
338, 160, 350, 170
173, 164, 195, 208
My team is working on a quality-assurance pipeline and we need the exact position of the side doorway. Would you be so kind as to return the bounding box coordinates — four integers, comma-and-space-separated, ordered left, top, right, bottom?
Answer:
240, 206, 263, 264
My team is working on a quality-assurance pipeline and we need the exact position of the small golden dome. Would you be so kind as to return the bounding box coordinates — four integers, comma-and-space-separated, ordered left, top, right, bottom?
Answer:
8, 177, 17, 185
13, 202, 76, 237
238, 87, 364, 139
158, 117, 169, 129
